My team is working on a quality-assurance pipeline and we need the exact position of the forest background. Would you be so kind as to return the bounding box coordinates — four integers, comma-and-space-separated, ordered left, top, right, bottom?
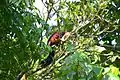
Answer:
0, 0, 120, 80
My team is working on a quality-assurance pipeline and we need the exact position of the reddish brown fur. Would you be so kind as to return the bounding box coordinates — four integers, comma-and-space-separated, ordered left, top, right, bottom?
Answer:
47, 32, 65, 46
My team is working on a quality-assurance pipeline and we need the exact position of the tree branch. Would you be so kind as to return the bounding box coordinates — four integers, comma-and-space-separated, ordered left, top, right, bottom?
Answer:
97, 44, 120, 51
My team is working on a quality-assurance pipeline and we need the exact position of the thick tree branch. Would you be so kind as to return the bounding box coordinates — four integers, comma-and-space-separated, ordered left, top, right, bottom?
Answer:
97, 44, 120, 51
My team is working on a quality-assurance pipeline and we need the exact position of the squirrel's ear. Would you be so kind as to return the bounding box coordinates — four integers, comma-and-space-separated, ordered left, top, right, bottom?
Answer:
60, 32, 70, 41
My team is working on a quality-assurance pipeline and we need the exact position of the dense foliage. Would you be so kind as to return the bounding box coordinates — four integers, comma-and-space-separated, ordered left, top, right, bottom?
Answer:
0, 0, 120, 80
